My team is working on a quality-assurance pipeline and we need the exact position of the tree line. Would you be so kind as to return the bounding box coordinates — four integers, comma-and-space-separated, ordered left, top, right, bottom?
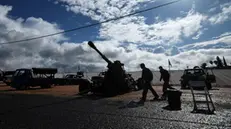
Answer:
201, 56, 230, 69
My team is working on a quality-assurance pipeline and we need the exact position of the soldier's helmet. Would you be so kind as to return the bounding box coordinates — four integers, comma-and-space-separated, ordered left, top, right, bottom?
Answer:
114, 60, 122, 65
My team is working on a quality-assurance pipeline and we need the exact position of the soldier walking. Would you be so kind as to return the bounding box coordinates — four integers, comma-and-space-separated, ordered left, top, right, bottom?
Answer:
159, 66, 173, 100
138, 63, 159, 104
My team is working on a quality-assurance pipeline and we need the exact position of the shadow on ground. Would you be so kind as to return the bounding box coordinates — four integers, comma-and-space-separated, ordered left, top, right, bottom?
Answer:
0, 92, 120, 116
118, 99, 166, 109
118, 100, 144, 109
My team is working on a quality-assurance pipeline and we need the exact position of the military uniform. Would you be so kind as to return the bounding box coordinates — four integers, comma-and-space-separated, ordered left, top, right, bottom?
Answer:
140, 67, 159, 102
160, 68, 172, 98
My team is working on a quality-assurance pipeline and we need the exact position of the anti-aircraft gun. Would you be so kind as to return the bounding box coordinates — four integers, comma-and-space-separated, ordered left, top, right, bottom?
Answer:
86, 41, 135, 96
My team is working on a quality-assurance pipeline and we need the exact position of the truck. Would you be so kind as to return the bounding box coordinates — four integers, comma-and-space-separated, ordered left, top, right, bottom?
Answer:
10, 68, 91, 90
180, 66, 216, 90
10, 68, 57, 90
2, 71, 16, 86
63, 71, 84, 85
64, 71, 84, 79
0, 69, 3, 81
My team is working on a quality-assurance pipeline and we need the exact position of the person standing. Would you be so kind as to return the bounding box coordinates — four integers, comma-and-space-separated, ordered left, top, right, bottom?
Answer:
138, 63, 159, 104
159, 66, 173, 100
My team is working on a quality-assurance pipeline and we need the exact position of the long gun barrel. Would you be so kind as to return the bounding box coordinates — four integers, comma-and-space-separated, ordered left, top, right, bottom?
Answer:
88, 41, 113, 64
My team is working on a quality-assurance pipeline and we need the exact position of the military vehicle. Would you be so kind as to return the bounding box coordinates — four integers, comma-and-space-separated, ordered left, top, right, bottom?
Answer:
76, 71, 84, 78
0, 69, 3, 81
65, 74, 77, 79
10, 68, 90, 90
62, 71, 85, 85
90, 71, 106, 89
90, 72, 137, 91
64, 74, 78, 85
124, 73, 137, 90
180, 66, 216, 90
10, 68, 57, 90
78, 41, 136, 97
2, 71, 16, 86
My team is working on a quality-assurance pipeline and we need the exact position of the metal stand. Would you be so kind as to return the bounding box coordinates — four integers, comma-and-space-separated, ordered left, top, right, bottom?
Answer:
188, 81, 215, 114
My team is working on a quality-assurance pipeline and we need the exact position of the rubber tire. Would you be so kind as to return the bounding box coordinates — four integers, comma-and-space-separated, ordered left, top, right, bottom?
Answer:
6, 82, 11, 86
41, 85, 51, 89
79, 81, 90, 95
16, 85, 28, 90
181, 83, 189, 89
206, 82, 212, 90
79, 85, 90, 95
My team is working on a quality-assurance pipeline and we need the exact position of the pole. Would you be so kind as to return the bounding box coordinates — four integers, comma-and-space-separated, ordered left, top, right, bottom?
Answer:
168, 60, 171, 85
168, 59, 175, 86
169, 64, 170, 72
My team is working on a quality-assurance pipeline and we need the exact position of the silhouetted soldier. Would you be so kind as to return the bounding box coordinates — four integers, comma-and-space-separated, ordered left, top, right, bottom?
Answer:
159, 66, 173, 100
138, 63, 159, 104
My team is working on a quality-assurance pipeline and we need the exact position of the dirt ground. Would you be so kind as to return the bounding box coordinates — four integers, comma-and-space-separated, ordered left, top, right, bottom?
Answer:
0, 82, 231, 129
0, 82, 167, 101
0, 82, 79, 97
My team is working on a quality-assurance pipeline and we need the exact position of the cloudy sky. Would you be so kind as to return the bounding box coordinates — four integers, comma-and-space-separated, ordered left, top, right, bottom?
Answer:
0, 0, 231, 72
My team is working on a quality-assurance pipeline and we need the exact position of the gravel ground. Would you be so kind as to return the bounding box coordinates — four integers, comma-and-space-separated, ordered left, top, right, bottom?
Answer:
0, 84, 230, 129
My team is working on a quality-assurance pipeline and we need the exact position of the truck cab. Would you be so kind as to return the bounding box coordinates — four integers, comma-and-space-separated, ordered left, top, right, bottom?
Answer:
11, 69, 32, 90
11, 68, 57, 90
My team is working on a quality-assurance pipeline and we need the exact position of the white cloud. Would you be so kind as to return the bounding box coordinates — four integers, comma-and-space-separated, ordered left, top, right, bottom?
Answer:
209, 2, 231, 24
99, 9, 206, 45
1, 2, 231, 73
0, 6, 162, 72
208, 7, 217, 13
170, 46, 181, 56
212, 32, 231, 39
99, 16, 145, 42
181, 33, 231, 50
192, 30, 203, 40
56, 0, 207, 45
53, 1, 231, 70
57, 0, 153, 21
153, 46, 165, 53
192, 28, 208, 40
172, 48, 231, 69
0, 5, 91, 72
0, 5, 12, 16
123, 48, 231, 71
